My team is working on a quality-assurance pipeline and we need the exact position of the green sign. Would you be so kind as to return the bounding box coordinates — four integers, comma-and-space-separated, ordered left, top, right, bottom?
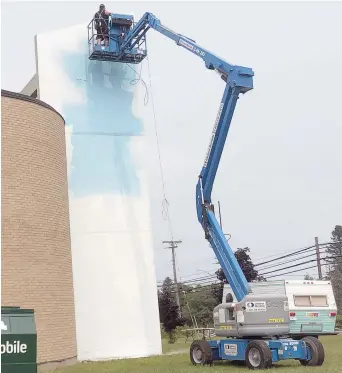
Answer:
1, 307, 37, 373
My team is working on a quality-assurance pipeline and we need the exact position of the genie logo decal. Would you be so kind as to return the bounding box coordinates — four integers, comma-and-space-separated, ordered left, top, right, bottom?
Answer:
179, 38, 194, 51
245, 301, 266, 312
179, 39, 206, 57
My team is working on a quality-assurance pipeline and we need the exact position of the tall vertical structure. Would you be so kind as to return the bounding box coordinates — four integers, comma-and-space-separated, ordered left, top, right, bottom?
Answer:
31, 23, 162, 360
1, 90, 77, 369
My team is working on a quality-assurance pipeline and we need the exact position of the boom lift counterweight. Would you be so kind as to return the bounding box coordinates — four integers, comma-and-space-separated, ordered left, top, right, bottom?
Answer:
88, 12, 326, 369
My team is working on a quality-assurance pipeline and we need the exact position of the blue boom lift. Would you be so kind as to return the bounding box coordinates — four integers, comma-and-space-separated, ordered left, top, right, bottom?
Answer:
88, 12, 325, 369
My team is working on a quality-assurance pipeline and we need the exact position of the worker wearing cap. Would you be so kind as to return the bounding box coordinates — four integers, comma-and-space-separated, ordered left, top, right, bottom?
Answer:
94, 4, 111, 47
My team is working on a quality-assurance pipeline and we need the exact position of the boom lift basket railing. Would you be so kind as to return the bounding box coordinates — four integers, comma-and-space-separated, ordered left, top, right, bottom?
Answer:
87, 16, 148, 63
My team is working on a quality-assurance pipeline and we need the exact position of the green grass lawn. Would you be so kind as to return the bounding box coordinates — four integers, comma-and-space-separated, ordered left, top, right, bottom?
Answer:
162, 337, 189, 354
49, 336, 342, 373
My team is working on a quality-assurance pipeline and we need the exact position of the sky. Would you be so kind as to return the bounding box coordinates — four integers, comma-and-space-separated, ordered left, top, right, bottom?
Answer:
2, 1, 342, 284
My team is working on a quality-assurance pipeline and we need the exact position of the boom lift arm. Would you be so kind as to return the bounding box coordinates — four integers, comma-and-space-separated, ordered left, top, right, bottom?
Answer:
88, 12, 326, 369
117, 12, 254, 301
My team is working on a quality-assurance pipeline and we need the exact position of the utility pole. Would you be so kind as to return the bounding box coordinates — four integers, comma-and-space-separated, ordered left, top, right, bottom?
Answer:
163, 239, 182, 316
315, 236, 323, 280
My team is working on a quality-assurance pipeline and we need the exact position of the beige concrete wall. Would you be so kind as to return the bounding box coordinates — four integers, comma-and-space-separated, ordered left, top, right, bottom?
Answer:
1, 90, 77, 367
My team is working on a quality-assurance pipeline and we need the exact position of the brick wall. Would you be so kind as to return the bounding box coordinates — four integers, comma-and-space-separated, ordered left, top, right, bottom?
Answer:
1, 91, 77, 365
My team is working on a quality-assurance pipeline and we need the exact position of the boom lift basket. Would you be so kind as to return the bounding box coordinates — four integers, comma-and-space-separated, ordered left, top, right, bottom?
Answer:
88, 13, 147, 63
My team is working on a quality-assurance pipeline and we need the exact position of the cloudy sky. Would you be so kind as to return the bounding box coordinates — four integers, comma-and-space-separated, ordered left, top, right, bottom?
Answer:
2, 1, 342, 283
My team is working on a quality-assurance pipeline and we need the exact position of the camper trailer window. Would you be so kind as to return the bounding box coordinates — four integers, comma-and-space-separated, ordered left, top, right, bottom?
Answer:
294, 295, 328, 307
294, 295, 311, 306
310, 295, 328, 307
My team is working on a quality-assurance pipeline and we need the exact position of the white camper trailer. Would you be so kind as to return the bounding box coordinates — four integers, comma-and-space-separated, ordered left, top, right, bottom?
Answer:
222, 280, 337, 338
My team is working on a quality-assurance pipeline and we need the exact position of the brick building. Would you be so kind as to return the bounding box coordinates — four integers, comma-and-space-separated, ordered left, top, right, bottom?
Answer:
1, 90, 77, 370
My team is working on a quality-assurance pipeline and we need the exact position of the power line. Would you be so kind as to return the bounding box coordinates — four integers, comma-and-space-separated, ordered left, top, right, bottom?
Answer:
264, 260, 342, 279
254, 242, 340, 267
256, 251, 325, 272
157, 252, 342, 288
157, 268, 220, 284
259, 255, 342, 276
160, 257, 341, 293
158, 254, 342, 288
158, 277, 221, 290
253, 240, 342, 263
157, 274, 217, 286
157, 278, 218, 290
253, 244, 315, 262
157, 242, 342, 289
178, 282, 222, 294
254, 245, 317, 267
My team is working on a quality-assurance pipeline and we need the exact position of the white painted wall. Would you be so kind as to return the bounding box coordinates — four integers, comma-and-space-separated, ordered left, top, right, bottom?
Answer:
35, 23, 162, 361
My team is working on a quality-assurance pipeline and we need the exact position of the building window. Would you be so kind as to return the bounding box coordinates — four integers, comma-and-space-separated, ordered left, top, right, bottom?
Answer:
294, 295, 328, 307
30, 90, 37, 98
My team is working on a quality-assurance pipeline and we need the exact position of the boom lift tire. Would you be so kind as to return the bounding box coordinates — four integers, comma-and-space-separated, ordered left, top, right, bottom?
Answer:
245, 340, 272, 370
299, 336, 325, 366
190, 340, 213, 365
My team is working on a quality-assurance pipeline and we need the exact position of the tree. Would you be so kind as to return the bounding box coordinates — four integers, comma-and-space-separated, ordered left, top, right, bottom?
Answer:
180, 283, 219, 328
326, 225, 342, 312
326, 225, 342, 259
212, 281, 225, 305
158, 277, 185, 343
213, 247, 264, 303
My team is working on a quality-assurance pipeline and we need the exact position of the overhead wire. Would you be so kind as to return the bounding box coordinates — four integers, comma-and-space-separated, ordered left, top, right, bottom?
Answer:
258, 255, 342, 276
157, 243, 342, 287
254, 241, 342, 267
264, 261, 342, 279
252, 244, 315, 262
163, 261, 342, 292
256, 250, 325, 272
157, 274, 217, 287
254, 245, 318, 267
159, 269, 218, 282
159, 258, 342, 293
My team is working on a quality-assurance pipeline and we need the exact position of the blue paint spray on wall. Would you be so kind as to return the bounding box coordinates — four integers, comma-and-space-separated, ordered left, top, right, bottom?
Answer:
34, 27, 162, 360
62, 49, 143, 198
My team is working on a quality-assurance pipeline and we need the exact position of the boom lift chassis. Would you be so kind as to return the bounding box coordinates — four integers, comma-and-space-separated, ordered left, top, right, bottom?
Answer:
88, 12, 326, 369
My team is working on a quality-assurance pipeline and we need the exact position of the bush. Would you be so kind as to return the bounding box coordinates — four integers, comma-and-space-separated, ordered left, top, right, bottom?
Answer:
336, 315, 342, 329
160, 324, 185, 343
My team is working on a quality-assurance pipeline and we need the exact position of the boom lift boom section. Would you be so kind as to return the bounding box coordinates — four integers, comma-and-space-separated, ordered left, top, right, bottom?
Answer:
88, 11, 253, 302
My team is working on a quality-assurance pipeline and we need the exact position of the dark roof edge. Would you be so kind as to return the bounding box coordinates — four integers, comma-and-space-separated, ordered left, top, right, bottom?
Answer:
1, 89, 65, 124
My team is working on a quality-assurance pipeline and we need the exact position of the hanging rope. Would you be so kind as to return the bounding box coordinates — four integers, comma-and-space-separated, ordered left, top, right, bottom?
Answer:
125, 62, 149, 106
145, 56, 175, 240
